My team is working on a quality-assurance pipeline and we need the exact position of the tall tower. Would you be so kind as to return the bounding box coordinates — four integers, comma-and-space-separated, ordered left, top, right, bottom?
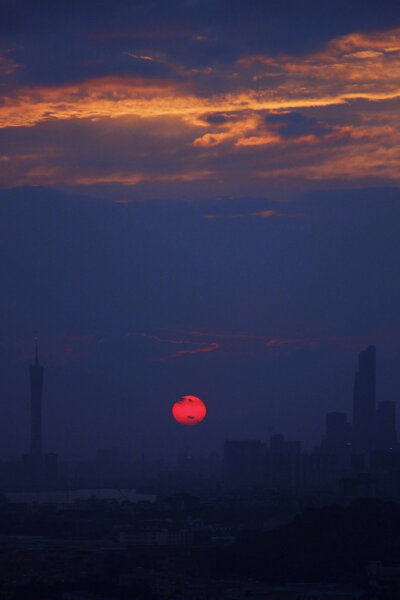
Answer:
29, 342, 44, 467
352, 345, 376, 455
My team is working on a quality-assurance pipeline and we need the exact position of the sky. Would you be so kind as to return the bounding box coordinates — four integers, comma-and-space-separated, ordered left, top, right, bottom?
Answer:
0, 1, 400, 461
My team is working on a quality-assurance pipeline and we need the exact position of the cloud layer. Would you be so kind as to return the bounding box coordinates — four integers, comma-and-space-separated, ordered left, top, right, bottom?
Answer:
0, 7, 400, 196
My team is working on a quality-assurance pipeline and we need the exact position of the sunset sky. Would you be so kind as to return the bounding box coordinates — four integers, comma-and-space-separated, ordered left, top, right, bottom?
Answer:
1, 1, 400, 460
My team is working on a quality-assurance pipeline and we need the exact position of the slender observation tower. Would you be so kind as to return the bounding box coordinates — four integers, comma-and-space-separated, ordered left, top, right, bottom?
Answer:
29, 342, 44, 466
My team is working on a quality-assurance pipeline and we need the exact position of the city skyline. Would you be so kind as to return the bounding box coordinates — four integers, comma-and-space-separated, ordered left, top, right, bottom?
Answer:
0, 340, 397, 496
1, 1, 400, 465
7, 340, 399, 463
1, 3, 400, 598
0, 188, 399, 461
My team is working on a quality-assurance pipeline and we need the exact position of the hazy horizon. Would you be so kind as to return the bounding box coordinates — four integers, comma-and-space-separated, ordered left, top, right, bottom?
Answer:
1, 1, 400, 464
1, 186, 399, 461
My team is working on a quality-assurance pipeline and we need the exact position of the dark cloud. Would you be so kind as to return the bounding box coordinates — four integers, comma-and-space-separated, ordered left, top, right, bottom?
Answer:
8, 37, 172, 86
266, 112, 332, 139
204, 112, 240, 125
2, 0, 400, 88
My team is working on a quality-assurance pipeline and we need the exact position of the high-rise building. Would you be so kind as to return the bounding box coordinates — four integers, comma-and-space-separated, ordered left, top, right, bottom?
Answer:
223, 440, 263, 487
324, 412, 349, 454
320, 412, 352, 481
375, 401, 397, 451
265, 434, 301, 491
29, 343, 44, 470
352, 345, 376, 454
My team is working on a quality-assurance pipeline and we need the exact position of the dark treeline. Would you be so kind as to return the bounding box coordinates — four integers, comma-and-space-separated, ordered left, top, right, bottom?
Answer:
2, 494, 400, 588
217, 498, 400, 585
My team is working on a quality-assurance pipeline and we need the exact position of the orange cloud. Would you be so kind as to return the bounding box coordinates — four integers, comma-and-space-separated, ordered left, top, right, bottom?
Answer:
72, 170, 213, 186
142, 332, 219, 362
256, 141, 400, 181
0, 147, 214, 187
203, 209, 304, 219
2, 81, 396, 131
123, 52, 156, 61
265, 338, 320, 348
2, 24, 400, 132
192, 132, 232, 147
0, 50, 20, 77
234, 134, 281, 146
1, 26, 400, 187
156, 342, 219, 362
239, 26, 400, 100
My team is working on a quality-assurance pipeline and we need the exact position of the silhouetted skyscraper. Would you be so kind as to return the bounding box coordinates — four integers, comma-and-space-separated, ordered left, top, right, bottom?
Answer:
29, 343, 44, 469
352, 345, 376, 454
223, 440, 263, 487
375, 401, 397, 451
320, 412, 352, 480
266, 434, 300, 491
324, 412, 349, 454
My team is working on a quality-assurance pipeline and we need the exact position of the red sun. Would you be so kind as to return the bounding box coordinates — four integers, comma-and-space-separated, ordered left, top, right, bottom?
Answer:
172, 395, 207, 426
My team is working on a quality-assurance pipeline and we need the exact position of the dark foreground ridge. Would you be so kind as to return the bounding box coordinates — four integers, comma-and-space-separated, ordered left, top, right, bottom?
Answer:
1, 494, 400, 597
222, 498, 400, 585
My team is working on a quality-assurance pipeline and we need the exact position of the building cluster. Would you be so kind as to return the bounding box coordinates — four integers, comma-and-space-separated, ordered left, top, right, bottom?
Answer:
0, 344, 399, 501
0, 494, 371, 599
0, 531, 365, 599
0, 343, 398, 599
224, 346, 399, 497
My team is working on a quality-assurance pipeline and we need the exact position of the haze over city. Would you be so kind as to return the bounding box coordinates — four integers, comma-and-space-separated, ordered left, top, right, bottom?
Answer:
1, 0, 400, 463
3, 3, 400, 599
